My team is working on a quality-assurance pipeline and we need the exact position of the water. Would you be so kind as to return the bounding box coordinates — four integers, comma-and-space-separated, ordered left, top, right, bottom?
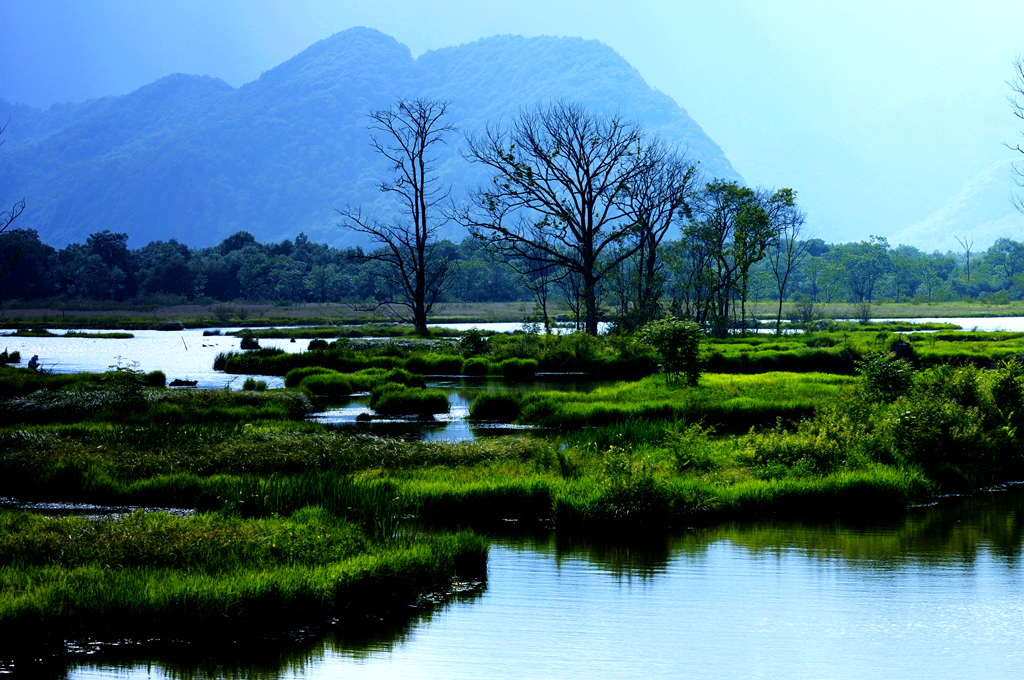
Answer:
877, 316, 1024, 332
0, 327, 311, 390
0, 328, 611, 440
429, 321, 612, 334
310, 376, 609, 441
60, 488, 1024, 679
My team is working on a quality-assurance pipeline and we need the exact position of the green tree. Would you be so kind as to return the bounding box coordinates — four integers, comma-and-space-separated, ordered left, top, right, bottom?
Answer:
683, 181, 796, 337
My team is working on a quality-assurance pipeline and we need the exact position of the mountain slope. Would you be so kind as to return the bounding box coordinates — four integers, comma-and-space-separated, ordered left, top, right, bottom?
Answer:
890, 160, 1024, 253
0, 27, 741, 248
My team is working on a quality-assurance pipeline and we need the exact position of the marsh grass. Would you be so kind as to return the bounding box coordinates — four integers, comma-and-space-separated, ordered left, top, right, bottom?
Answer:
518, 372, 856, 431
469, 392, 524, 421
0, 511, 486, 649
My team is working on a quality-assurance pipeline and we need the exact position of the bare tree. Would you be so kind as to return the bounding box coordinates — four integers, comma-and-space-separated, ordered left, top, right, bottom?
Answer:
766, 196, 809, 334
955, 235, 974, 282
0, 119, 26, 317
0, 119, 26, 282
458, 101, 648, 335
618, 141, 701, 330
337, 99, 455, 334
1007, 57, 1024, 213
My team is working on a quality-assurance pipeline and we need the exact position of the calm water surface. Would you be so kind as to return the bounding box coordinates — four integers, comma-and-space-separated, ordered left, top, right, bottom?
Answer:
0, 327, 309, 389
64, 489, 1024, 680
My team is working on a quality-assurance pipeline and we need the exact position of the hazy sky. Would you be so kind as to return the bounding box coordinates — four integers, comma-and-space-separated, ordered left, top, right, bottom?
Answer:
2, 0, 1023, 244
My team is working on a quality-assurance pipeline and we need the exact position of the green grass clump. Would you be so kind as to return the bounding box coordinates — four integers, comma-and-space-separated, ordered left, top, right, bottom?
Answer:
284, 365, 337, 387
241, 378, 268, 392
461, 357, 490, 376
469, 392, 523, 421
370, 384, 449, 417
298, 371, 354, 397
496, 358, 538, 381
406, 353, 465, 375
517, 372, 856, 432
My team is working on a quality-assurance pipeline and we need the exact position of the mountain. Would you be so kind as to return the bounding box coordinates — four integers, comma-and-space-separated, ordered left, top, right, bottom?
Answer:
0, 27, 742, 249
890, 160, 1024, 253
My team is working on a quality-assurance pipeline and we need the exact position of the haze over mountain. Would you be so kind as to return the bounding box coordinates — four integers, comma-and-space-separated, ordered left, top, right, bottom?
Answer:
0, 27, 740, 249
890, 160, 1024, 254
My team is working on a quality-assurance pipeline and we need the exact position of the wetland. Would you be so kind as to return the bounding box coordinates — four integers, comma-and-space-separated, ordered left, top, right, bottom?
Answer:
2, 319, 1024, 677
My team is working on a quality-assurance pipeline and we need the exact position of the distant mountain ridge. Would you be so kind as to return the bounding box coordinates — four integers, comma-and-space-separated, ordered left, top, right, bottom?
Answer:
891, 160, 1024, 253
0, 27, 742, 248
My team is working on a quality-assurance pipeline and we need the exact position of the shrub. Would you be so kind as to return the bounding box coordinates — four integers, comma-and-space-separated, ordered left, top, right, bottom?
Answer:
876, 393, 994, 488
155, 321, 185, 331
857, 352, 914, 402
635, 317, 702, 386
307, 338, 330, 351
143, 371, 166, 388
664, 422, 718, 473
594, 446, 669, 528
991, 358, 1024, 421
240, 336, 260, 350
459, 330, 489, 357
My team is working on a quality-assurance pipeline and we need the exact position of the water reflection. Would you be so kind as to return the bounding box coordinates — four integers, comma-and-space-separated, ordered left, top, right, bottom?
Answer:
56, 488, 1024, 679
310, 376, 612, 442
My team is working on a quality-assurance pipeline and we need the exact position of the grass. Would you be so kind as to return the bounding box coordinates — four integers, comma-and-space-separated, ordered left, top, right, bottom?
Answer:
4, 348, 1024, 654
0, 301, 561, 330
0, 507, 486, 650
516, 372, 856, 431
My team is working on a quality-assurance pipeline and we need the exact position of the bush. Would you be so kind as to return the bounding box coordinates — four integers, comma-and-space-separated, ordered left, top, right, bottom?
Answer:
155, 321, 185, 331
307, 338, 330, 351
857, 353, 914, 402
635, 317, 702, 386
665, 423, 718, 472
143, 371, 166, 388
459, 330, 489, 357
240, 336, 260, 350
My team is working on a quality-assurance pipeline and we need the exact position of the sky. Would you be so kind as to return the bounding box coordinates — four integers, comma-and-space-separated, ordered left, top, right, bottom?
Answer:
2, 0, 1023, 246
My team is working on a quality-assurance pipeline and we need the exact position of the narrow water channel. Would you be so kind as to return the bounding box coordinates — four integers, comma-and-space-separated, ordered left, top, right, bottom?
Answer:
60, 487, 1024, 679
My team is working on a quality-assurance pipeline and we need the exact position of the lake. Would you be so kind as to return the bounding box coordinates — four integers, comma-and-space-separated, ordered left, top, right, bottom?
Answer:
56, 486, 1024, 679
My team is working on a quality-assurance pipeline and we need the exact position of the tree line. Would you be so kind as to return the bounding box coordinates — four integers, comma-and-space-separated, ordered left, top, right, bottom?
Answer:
3, 100, 1023, 335
1, 222, 1017, 324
